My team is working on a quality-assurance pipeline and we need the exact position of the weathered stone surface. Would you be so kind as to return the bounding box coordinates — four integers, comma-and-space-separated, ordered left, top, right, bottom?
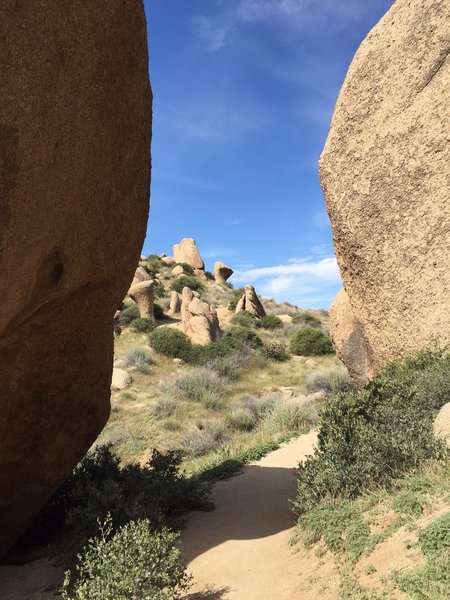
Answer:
433, 402, 450, 449
161, 256, 175, 266
169, 291, 182, 314
329, 289, 371, 386
173, 238, 205, 270
128, 280, 154, 318
0, 1, 151, 556
111, 369, 132, 391
181, 287, 221, 345
235, 284, 266, 318
214, 262, 233, 284
172, 265, 184, 278
321, 0, 450, 379
131, 266, 150, 287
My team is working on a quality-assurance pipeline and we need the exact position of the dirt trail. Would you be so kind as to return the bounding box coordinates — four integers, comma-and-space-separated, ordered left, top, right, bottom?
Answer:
182, 430, 336, 600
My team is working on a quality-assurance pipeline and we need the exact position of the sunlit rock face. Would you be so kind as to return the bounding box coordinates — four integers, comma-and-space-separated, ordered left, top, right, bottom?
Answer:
321, 0, 450, 380
0, 0, 151, 556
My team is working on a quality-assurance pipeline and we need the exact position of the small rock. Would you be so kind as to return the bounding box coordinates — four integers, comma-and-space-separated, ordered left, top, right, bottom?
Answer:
172, 265, 184, 278
434, 402, 450, 449
111, 369, 132, 391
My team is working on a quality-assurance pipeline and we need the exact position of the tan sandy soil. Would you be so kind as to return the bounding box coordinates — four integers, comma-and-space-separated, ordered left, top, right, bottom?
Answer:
182, 430, 340, 600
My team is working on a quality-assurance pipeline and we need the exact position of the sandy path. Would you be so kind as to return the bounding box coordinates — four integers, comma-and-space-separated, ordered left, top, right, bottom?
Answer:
182, 430, 323, 600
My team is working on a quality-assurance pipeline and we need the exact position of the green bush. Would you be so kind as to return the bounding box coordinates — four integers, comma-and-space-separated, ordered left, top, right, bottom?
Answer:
261, 342, 289, 362
289, 327, 334, 356
306, 366, 351, 395
149, 328, 192, 360
224, 327, 263, 350
260, 315, 283, 330
153, 303, 165, 320
293, 350, 450, 516
231, 311, 259, 329
171, 275, 203, 294
62, 515, 190, 600
124, 347, 153, 373
132, 318, 156, 334
174, 262, 194, 275
118, 303, 140, 327
204, 270, 214, 280
292, 311, 321, 328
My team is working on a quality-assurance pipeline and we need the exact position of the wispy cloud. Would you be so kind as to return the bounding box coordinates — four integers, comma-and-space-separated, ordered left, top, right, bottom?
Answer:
203, 246, 238, 259
232, 255, 342, 307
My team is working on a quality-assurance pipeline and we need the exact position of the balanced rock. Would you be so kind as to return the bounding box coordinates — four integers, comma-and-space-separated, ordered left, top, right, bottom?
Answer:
235, 285, 266, 318
329, 289, 370, 386
321, 0, 450, 380
433, 403, 450, 449
173, 238, 205, 270
128, 280, 154, 318
0, 0, 151, 556
131, 265, 150, 287
172, 265, 184, 278
214, 262, 233, 284
169, 291, 182, 314
181, 287, 221, 345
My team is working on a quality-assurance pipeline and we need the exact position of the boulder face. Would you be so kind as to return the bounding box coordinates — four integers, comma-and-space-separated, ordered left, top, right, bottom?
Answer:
128, 280, 154, 318
0, 1, 151, 556
321, 0, 450, 380
181, 288, 221, 345
173, 238, 205, 270
131, 266, 151, 288
236, 285, 266, 318
214, 262, 233, 284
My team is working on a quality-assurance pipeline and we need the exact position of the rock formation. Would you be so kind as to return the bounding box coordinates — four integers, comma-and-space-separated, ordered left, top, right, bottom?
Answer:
214, 262, 233, 284
433, 403, 450, 449
329, 289, 371, 386
172, 265, 184, 278
131, 266, 151, 287
128, 280, 154, 318
0, 1, 151, 556
236, 285, 266, 318
321, 0, 450, 380
169, 291, 182, 314
161, 256, 175, 266
173, 238, 205, 270
111, 368, 132, 391
181, 288, 221, 345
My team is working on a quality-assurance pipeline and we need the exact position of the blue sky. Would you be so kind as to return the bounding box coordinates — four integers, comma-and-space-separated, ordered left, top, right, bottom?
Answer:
142, 0, 394, 308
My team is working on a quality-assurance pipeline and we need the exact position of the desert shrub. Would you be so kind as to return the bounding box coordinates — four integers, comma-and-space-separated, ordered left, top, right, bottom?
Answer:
30, 447, 210, 560
149, 328, 192, 360
151, 395, 178, 419
204, 270, 214, 280
306, 366, 351, 395
294, 350, 450, 516
231, 311, 259, 329
160, 368, 228, 409
289, 327, 334, 356
263, 399, 317, 434
118, 303, 139, 327
62, 515, 190, 600
124, 347, 153, 373
153, 283, 167, 299
132, 317, 156, 334
292, 311, 321, 328
174, 262, 194, 275
262, 342, 290, 362
178, 421, 228, 457
226, 407, 258, 431
224, 327, 263, 350
260, 315, 283, 330
187, 341, 233, 365
153, 303, 165, 320
228, 287, 245, 311
171, 275, 203, 294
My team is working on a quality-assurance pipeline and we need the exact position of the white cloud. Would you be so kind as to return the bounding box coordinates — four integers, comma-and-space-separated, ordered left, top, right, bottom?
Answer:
231, 255, 342, 307
203, 246, 238, 259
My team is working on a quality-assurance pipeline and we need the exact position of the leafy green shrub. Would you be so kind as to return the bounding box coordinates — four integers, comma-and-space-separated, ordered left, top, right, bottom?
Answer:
292, 311, 321, 328
294, 351, 450, 516
260, 315, 283, 330
149, 328, 192, 360
231, 311, 259, 329
289, 327, 334, 356
62, 515, 190, 600
228, 287, 245, 311
160, 368, 228, 409
132, 317, 156, 334
171, 275, 203, 294
153, 282, 167, 299
204, 270, 214, 280
153, 303, 165, 320
124, 347, 153, 373
224, 327, 263, 350
187, 341, 233, 365
226, 407, 258, 431
262, 342, 289, 362
306, 366, 351, 395
118, 303, 139, 327
174, 262, 194, 275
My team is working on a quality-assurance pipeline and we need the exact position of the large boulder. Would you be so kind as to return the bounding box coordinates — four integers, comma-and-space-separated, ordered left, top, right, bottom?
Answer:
173, 238, 205, 270
235, 284, 266, 318
214, 262, 233, 284
130, 266, 151, 287
329, 289, 371, 386
0, 1, 151, 556
128, 280, 154, 318
181, 288, 221, 345
321, 0, 450, 380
